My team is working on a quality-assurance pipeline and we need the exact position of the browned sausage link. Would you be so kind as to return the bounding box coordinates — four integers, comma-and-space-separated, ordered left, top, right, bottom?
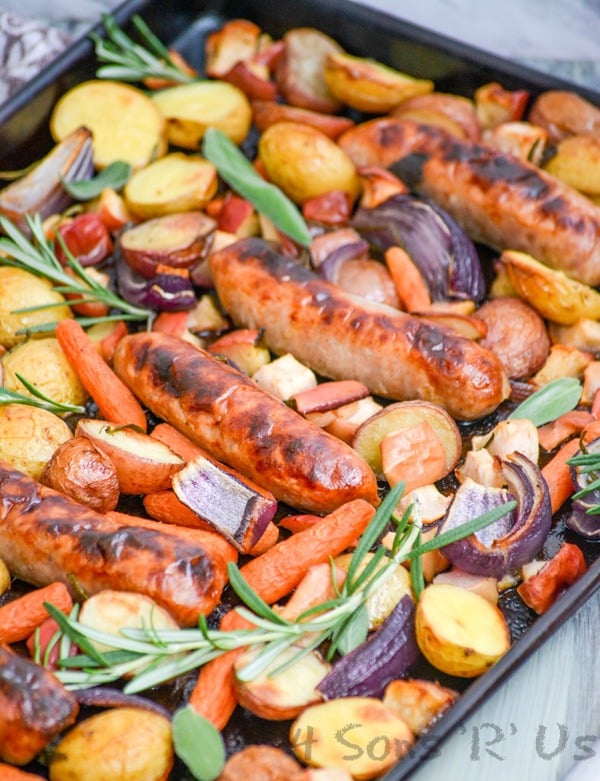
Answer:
338, 117, 600, 287
0, 644, 78, 765
208, 238, 509, 421
0, 462, 227, 626
112, 332, 379, 513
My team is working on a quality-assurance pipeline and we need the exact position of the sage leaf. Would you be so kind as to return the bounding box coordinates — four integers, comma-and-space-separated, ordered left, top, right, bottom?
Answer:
509, 377, 582, 427
334, 603, 370, 656
61, 160, 132, 200
202, 127, 312, 247
172, 706, 225, 781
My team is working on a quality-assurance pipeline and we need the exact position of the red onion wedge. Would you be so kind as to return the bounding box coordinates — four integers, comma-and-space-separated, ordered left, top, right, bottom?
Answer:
317, 594, 419, 700
116, 254, 197, 311
74, 687, 172, 719
172, 454, 278, 553
567, 436, 600, 540
439, 452, 552, 578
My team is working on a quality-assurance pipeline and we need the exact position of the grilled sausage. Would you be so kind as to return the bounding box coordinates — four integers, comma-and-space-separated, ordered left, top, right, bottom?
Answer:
112, 332, 379, 512
208, 238, 509, 421
338, 117, 600, 286
0, 644, 78, 765
0, 462, 227, 626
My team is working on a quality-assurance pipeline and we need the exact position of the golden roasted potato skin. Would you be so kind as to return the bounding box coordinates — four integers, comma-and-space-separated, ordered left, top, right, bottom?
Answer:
258, 122, 360, 204
2, 337, 88, 407
0, 404, 72, 479
49, 707, 173, 781
0, 267, 72, 349
40, 436, 120, 513
544, 134, 600, 195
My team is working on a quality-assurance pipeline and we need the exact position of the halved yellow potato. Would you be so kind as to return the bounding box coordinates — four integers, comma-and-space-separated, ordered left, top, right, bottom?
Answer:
151, 80, 252, 147
544, 134, 600, 195
50, 80, 167, 169
415, 583, 511, 677
124, 153, 218, 219
501, 249, 600, 325
324, 52, 434, 114
291, 697, 414, 779
258, 121, 360, 204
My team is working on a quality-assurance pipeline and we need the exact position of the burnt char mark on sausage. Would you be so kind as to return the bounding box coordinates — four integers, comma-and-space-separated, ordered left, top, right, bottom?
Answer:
239, 238, 313, 283
0, 466, 41, 518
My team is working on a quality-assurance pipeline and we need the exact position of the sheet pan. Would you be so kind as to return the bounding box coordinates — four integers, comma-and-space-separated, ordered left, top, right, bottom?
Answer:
1, 1, 599, 779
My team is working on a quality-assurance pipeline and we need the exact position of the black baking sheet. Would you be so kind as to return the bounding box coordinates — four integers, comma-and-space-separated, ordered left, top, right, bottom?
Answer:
1, 1, 599, 779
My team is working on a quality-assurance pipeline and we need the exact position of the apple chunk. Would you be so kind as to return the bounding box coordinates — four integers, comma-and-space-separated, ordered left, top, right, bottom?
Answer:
75, 419, 184, 495
415, 583, 510, 677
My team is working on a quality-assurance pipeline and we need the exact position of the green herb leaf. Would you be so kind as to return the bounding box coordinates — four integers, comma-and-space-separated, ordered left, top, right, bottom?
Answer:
409, 527, 425, 600
227, 562, 292, 625
44, 603, 109, 666
509, 377, 581, 427
202, 127, 312, 247
334, 603, 370, 656
0, 379, 85, 415
61, 161, 132, 200
172, 706, 225, 781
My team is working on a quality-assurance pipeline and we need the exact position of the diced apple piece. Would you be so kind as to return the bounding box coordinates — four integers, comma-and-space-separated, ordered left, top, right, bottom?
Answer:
474, 81, 529, 130
415, 583, 511, 677
531, 344, 592, 387
91, 187, 135, 233
290, 697, 414, 779
216, 193, 259, 237
472, 418, 540, 465
395, 484, 452, 527
383, 678, 457, 735
433, 569, 499, 605
380, 421, 449, 492
233, 645, 330, 720
352, 400, 461, 483
208, 328, 271, 376
455, 448, 504, 488
186, 293, 230, 334
75, 418, 184, 495
252, 353, 317, 400
319, 396, 383, 444
482, 121, 548, 165
205, 19, 263, 78
357, 165, 409, 208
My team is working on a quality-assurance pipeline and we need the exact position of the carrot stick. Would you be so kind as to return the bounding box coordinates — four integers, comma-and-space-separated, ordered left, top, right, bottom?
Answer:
151, 422, 206, 461
0, 582, 73, 645
247, 519, 279, 556
143, 490, 216, 532
279, 514, 323, 534
538, 410, 595, 452
55, 319, 147, 431
238, 499, 375, 604
384, 246, 432, 312
97, 319, 128, 364
280, 562, 346, 621
0, 763, 47, 781
542, 419, 600, 513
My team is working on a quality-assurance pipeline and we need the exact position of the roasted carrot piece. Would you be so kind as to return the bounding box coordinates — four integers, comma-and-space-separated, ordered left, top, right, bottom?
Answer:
247, 519, 279, 555
238, 499, 375, 604
143, 490, 215, 532
537, 410, 595, 452
0, 582, 72, 645
55, 319, 147, 431
280, 562, 346, 620
97, 319, 128, 364
542, 418, 600, 513
279, 514, 325, 534
151, 422, 205, 461
384, 246, 432, 312
0, 763, 47, 781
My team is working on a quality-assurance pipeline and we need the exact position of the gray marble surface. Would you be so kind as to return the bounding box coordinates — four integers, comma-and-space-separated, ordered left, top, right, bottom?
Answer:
0, 1, 599, 780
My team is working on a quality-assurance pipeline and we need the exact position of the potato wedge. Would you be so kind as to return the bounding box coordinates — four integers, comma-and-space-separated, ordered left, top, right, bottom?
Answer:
207, 328, 271, 376
290, 697, 414, 779
544, 134, 600, 195
334, 552, 412, 629
151, 80, 252, 147
391, 92, 480, 141
275, 27, 343, 113
258, 121, 360, 205
501, 249, 600, 325
415, 583, 510, 677
50, 80, 167, 169
234, 645, 330, 720
324, 52, 433, 114
75, 418, 184, 495
119, 211, 216, 279
0, 404, 72, 480
383, 678, 457, 735
124, 153, 218, 220
352, 400, 461, 480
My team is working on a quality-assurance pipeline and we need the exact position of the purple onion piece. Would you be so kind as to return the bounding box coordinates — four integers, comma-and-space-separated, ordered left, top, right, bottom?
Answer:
116, 254, 197, 311
565, 506, 600, 540
440, 452, 552, 578
173, 455, 278, 553
568, 436, 600, 540
351, 193, 485, 302
75, 687, 171, 719
317, 594, 419, 700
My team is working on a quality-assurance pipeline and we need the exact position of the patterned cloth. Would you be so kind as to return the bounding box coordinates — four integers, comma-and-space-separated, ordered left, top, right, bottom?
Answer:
0, 11, 72, 103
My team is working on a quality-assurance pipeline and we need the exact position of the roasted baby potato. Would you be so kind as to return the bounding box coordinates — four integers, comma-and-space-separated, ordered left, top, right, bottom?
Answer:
391, 92, 480, 140
0, 558, 10, 596
2, 337, 88, 407
544, 134, 600, 195
258, 121, 360, 204
50, 80, 167, 169
40, 436, 120, 513
151, 80, 252, 147
324, 52, 434, 114
528, 89, 600, 142
0, 267, 73, 349
0, 404, 72, 479
415, 583, 511, 677
124, 153, 219, 219
49, 707, 173, 781
383, 678, 457, 735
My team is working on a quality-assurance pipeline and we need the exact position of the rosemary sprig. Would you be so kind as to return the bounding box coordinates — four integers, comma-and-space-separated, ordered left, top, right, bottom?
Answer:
567, 442, 600, 512
92, 14, 195, 84
48, 488, 515, 693
0, 213, 152, 329
0, 373, 85, 415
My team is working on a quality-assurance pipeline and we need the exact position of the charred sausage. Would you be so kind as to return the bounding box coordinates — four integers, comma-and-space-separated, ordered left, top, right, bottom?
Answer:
338, 117, 600, 286
0, 644, 78, 765
112, 332, 379, 512
0, 462, 227, 626
208, 238, 509, 421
